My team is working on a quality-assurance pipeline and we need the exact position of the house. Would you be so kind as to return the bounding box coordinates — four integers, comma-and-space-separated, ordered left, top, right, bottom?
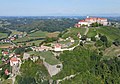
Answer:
77, 32, 82, 38
5, 69, 10, 75
70, 39, 75, 43
86, 38, 91, 41
75, 16, 108, 28
2, 51, 9, 56
54, 44, 62, 51
10, 37, 16, 41
10, 57, 20, 66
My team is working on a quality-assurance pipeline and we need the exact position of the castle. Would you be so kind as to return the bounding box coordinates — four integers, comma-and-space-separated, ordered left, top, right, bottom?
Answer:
75, 16, 108, 27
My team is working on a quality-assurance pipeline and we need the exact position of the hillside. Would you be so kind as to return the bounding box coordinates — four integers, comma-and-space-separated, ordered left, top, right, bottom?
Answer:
1, 24, 120, 84
51, 26, 120, 84
87, 27, 120, 42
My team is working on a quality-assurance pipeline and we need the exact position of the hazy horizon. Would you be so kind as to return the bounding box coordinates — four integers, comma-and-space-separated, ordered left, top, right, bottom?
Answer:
0, 0, 120, 16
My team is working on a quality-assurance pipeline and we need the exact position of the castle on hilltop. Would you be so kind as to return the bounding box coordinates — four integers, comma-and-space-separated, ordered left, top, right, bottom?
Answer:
75, 16, 108, 28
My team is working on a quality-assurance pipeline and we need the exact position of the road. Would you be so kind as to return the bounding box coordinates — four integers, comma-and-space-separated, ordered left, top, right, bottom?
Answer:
84, 28, 89, 35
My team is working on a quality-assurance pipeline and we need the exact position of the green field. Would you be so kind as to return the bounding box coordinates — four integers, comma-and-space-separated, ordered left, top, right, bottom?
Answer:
104, 45, 120, 57
2, 79, 12, 84
0, 43, 12, 48
10, 30, 23, 36
0, 33, 8, 39
86, 27, 120, 42
28, 31, 59, 38
14, 37, 29, 43
14, 30, 59, 43
14, 36, 44, 43
28, 51, 60, 65
96, 27, 120, 41
62, 28, 86, 39
28, 30, 48, 37
47, 32, 60, 38
26, 40, 44, 46
87, 28, 97, 37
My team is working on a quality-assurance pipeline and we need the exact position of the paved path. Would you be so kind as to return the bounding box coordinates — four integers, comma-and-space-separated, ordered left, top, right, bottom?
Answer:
84, 28, 89, 35
56, 73, 80, 84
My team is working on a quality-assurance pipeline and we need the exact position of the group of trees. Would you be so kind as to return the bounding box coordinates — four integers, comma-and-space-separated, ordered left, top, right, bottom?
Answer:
44, 37, 58, 43
91, 22, 103, 27
4, 18, 77, 33
15, 60, 50, 84
0, 64, 10, 80
93, 34, 111, 48
113, 38, 120, 46
14, 47, 25, 54
53, 46, 120, 84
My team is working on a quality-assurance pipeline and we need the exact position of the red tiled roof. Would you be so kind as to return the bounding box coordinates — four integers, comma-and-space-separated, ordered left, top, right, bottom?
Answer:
10, 57, 18, 62
5, 69, 9, 75
85, 17, 107, 21
79, 20, 87, 22
3, 51, 9, 55
55, 44, 61, 48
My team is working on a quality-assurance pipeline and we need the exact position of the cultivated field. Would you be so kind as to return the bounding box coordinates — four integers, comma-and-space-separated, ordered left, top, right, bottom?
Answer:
0, 44, 12, 48
10, 30, 23, 36
14, 30, 59, 43
104, 45, 120, 57
0, 33, 8, 39
87, 27, 120, 42
28, 51, 60, 65
62, 28, 86, 39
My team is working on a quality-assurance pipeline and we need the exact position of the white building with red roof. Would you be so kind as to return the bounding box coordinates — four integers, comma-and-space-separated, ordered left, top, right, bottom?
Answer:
75, 16, 108, 27
2, 51, 9, 56
54, 44, 62, 51
10, 57, 20, 66
78, 20, 90, 26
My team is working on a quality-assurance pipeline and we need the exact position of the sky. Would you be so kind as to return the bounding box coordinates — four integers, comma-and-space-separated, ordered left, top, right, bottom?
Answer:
0, 0, 120, 16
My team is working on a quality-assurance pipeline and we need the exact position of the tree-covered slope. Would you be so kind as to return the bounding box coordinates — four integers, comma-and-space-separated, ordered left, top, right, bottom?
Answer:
53, 46, 120, 84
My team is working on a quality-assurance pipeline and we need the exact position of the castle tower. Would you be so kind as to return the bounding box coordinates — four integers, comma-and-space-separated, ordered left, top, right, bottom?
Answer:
87, 16, 90, 18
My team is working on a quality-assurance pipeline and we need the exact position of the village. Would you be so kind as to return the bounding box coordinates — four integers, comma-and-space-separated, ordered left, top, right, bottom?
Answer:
0, 16, 117, 84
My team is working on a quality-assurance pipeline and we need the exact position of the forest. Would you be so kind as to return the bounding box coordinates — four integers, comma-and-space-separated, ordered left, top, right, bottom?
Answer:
53, 46, 120, 84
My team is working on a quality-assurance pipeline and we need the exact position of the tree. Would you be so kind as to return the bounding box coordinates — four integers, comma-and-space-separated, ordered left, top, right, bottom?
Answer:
100, 35, 108, 43
91, 36, 96, 41
95, 40, 103, 47
81, 35, 87, 41
44, 37, 58, 43
32, 43, 35, 46
15, 47, 25, 54
113, 39, 120, 46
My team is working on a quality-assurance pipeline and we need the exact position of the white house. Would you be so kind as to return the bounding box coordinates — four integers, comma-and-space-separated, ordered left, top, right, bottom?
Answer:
10, 57, 20, 66
54, 44, 62, 51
